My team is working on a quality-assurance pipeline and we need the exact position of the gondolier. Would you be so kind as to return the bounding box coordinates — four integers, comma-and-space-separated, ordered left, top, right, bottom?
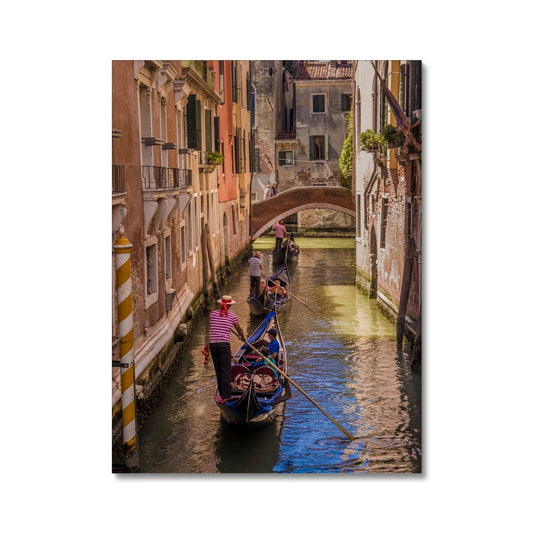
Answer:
248, 251, 263, 297
215, 311, 291, 429
272, 220, 286, 250
209, 295, 245, 403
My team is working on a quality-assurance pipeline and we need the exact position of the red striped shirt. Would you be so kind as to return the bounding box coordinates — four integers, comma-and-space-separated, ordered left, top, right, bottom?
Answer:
209, 310, 239, 342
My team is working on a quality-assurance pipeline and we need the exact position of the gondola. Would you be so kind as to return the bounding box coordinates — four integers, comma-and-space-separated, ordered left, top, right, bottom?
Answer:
272, 234, 300, 265
214, 311, 291, 430
246, 265, 291, 317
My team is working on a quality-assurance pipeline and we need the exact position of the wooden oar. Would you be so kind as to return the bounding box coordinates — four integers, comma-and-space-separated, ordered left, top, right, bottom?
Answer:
300, 247, 320, 264
261, 274, 334, 325
231, 329, 356, 440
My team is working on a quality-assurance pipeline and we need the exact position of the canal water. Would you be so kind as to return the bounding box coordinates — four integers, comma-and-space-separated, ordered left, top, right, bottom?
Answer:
137, 238, 422, 474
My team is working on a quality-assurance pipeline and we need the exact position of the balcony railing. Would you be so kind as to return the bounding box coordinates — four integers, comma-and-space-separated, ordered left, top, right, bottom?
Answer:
142, 166, 192, 190
112, 164, 125, 193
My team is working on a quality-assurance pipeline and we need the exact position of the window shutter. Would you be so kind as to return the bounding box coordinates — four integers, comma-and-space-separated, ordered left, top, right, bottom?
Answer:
214, 117, 220, 151
186, 95, 197, 149
413, 61, 422, 111
341, 94, 348, 111
195, 100, 202, 149
309, 135, 314, 160
399, 64, 405, 111
324, 134, 329, 160
205, 109, 212, 152
405, 63, 411, 117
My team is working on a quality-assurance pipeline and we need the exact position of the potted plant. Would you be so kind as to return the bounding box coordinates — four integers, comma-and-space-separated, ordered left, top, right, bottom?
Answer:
359, 129, 385, 152
382, 124, 406, 149
206, 151, 224, 165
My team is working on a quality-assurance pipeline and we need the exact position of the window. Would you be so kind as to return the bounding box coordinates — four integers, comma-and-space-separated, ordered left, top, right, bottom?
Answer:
312, 94, 326, 113
180, 224, 186, 268
194, 196, 199, 248
164, 235, 171, 280
356, 193, 361, 238
278, 150, 294, 165
231, 205, 237, 234
160, 99, 168, 168
139, 86, 152, 166
309, 135, 328, 160
254, 148, 260, 172
146, 243, 158, 297
186, 94, 201, 149
187, 203, 193, 252
205, 109, 212, 152
341, 93, 352, 112
406, 199, 413, 239
232, 61, 238, 103
251, 86, 256, 128
380, 197, 389, 248
356, 87, 361, 151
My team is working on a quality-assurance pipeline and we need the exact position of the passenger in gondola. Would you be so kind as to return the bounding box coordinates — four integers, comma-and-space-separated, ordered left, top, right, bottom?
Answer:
253, 328, 280, 378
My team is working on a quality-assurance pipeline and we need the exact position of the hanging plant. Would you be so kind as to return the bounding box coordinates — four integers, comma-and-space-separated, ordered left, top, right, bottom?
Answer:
360, 129, 385, 152
382, 124, 406, 148
206, 151, 224, 165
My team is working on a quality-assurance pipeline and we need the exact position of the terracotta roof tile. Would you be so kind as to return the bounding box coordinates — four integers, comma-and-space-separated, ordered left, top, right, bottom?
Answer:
294, 61, 352, 80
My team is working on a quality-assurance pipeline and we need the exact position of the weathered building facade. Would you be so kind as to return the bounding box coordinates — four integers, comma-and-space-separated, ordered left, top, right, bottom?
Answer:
251, 60, 354, 229
112, 60, 252, 448
352, 60, 422, 355
250, 60, 296, 203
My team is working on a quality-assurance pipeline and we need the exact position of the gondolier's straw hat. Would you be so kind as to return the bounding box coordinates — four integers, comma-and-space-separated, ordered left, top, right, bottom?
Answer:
217, 295, 237, 305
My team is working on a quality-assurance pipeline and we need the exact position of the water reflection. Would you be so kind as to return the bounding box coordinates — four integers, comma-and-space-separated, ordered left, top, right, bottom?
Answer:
138, 239, 421, 474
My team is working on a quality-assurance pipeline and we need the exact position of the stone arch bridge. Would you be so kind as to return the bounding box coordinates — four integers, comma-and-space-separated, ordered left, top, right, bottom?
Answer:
250, 186, 355, 240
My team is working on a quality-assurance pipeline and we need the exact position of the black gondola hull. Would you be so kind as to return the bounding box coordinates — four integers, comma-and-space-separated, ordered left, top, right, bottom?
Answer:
214, 311, 289, 430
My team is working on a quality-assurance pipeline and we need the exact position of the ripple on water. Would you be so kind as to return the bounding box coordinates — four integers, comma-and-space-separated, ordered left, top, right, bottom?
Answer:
137, 243, 422, 474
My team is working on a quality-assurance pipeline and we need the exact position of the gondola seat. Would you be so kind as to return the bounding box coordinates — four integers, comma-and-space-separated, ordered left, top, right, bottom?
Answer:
231, 364, 248, 380
254, 366, 275, 378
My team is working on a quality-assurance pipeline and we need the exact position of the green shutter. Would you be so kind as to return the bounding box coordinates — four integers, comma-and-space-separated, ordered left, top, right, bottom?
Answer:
205, 109, 212, 152
324, 134, 328, 160
186, 95, 197, 149
214, 117, 220, 150
195, 100, 202, 149
309, 135, 314, 160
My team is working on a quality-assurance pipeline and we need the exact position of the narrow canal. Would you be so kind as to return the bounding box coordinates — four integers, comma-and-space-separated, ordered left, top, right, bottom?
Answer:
137, 238, 422, 474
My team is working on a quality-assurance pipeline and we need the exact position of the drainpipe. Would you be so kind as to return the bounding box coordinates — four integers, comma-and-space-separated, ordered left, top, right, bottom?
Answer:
113, 226, 139, 471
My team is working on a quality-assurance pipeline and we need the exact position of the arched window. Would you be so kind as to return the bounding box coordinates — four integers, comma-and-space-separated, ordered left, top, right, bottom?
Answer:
231, 205, 237, 234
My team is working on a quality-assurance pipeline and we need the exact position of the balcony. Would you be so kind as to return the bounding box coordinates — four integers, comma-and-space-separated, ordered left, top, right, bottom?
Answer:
275, 131, 297, 141
142, 166, 192, 190
112, 164, 125, 193
198, 151, 218, 174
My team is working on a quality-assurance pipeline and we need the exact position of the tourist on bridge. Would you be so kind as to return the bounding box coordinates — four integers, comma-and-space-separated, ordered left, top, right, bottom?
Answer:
209, 295, 245, 403
272, 220, 286, 250
270, 182, 277, 196
264, 182, 271, 199
248, 250, 263, 297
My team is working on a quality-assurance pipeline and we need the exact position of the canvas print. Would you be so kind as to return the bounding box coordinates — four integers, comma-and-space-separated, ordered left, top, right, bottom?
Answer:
112, 60, 422, 473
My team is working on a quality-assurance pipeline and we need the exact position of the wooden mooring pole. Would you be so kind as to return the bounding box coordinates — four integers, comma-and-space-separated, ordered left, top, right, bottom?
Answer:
204, 223, 220, 300
113, 226, 139, 472
396, 237, 416, 355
